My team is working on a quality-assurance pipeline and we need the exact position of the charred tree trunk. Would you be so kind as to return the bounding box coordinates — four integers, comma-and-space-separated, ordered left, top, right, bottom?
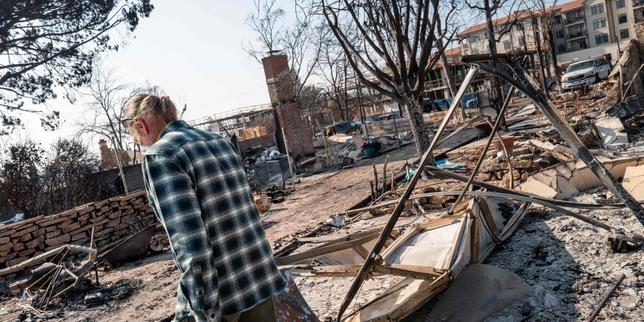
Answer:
483, 0, 505, 127
405, 97, 433, 158
436, 37, 463, 121
547, 28, 561, 86
532, 16, 549, 96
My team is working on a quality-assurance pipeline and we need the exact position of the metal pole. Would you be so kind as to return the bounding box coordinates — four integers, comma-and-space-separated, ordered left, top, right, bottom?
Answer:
111, 139, 129, 195
281, 127, 294, 178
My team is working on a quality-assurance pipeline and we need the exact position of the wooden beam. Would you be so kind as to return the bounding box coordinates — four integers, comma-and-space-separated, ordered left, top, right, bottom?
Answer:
275, 233, 379, 266
311, 264, 443, 280
0, 245, 96, 277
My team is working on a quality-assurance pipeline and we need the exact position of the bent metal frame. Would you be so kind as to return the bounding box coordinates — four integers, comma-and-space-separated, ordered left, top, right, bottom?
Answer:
335, 54, 644, 321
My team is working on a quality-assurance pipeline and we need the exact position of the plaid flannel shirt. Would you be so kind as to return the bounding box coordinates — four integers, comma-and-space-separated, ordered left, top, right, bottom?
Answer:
142, 120, 286, 322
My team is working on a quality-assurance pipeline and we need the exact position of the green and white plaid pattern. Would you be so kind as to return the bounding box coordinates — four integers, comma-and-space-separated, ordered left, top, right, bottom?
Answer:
142, 121, 285, 322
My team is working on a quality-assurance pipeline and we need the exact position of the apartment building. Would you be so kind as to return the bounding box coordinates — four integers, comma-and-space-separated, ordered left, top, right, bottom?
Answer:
460, 0, 639, 66
460, 11, 541, 56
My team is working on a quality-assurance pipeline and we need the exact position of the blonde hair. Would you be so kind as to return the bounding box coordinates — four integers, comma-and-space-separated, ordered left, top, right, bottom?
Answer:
123, 93, 178, 123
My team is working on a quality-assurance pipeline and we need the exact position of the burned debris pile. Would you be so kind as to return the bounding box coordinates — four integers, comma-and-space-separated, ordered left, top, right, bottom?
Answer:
2, 29, 644, 322
269, 54, 644, 321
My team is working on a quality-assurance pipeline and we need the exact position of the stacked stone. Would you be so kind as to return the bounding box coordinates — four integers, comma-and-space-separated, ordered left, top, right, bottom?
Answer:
0, 190, 156, 269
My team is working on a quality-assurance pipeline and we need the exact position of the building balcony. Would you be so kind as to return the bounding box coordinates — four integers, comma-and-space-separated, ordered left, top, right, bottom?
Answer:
567, 31, 587, 41
425, 78, 447, 89
634, 0, 644, 8
565, 14, 585, 26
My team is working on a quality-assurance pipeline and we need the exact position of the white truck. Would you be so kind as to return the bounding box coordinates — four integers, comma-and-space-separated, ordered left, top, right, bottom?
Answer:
561, 58, 611, 91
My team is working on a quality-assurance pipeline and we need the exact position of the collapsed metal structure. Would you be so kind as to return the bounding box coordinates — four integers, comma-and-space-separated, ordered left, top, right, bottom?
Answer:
335, 54, 644, 321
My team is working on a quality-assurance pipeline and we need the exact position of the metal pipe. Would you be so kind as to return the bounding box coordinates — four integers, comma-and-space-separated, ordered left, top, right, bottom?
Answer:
112, 139, 129, 195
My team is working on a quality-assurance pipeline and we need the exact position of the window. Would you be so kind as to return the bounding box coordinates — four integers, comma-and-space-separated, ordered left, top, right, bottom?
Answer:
618, 13, 627, 24
554, 15, 562, 24
620, 29, 630, 39
595, 33, 609, 44
470, 35, 480, 43
593, 18, 607, 30
503, 40, 512, 50
470, 48, 479, 54
616, 0, 625, 8
558, 44, 567, 53
569, 28, 585, 38
556, 29, 565, 38
591, 4, 604, 15
518, 36, 525, 46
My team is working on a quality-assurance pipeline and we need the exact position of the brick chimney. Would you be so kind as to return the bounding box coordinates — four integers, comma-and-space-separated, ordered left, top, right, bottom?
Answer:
261, 54, 314, 160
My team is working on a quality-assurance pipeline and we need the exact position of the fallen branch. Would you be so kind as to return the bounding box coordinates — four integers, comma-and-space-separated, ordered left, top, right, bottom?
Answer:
0, 245, 96, 277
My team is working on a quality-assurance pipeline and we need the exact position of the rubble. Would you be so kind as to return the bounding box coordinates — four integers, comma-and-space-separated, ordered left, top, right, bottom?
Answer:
622, 165, 644, 201
594, 116, 629, 149
2, 38, 644, 322
519, 156, 644, 199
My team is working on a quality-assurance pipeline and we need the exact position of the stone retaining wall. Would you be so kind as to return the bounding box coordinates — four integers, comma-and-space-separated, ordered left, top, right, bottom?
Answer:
0, 190, 156, 268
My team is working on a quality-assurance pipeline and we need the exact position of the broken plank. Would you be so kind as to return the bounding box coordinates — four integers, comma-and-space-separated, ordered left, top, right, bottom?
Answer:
275, 233, 379, 266
311, 264, 443, 280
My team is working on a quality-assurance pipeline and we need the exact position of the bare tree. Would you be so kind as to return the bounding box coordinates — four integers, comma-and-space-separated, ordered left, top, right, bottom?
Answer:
41, 139, 100, 214
323, 0, 457, 155
529, 10, 549, 96
317, 37, 352, 122
435, 15, 462, 120
531, 0, 561, 87
298, 84, 326, 122
244, 0, 326, 98
465, 0, 524, 117
77, 60, 130, 151
244, 0, 285, 57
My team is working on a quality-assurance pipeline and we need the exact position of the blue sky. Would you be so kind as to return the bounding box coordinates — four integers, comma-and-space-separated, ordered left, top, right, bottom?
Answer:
15, 0, 281, 149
